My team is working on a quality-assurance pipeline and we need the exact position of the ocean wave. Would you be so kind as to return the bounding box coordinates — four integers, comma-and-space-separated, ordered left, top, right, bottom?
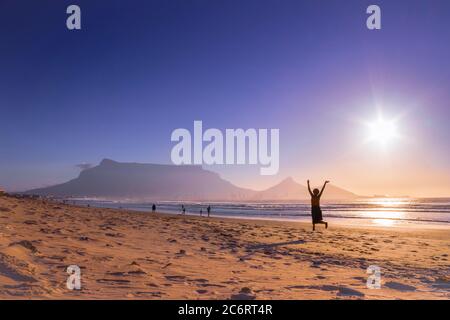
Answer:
68, 198, 450, 225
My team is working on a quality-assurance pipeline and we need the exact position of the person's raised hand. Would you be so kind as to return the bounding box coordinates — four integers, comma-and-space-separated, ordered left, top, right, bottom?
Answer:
325, 180, 330, 184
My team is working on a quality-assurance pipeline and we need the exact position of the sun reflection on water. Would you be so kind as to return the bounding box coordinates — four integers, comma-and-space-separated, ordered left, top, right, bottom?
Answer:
362, 198, 412, 226
373, 218, 396, 226
369, 198, 411, 207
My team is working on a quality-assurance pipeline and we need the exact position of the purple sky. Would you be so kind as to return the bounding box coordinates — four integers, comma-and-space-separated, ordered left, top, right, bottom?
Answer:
0, 0, 449, 196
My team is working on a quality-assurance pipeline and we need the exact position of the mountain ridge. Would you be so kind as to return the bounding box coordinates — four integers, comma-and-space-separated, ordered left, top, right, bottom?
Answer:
26, 159, 358, 201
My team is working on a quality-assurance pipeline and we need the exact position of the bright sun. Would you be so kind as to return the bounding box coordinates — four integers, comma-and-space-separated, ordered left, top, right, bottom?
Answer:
367, 116, 399, 145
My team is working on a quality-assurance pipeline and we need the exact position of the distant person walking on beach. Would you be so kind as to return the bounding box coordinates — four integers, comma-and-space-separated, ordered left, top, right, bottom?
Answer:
181, 205, 186, 215
307, 180, 329, 231
152, 204, 156, 213
207, 205, 211, 218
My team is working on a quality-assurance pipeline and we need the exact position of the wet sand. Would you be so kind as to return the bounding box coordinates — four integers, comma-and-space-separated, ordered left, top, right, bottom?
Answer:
0, 194, 448, 299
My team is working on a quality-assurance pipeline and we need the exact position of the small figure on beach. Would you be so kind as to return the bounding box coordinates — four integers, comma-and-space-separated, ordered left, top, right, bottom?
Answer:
307, 180, 329, 231
152, 204, 156, 213
207, 205, 211, 218
181, 205, 186, 215
200, 209, 203, 216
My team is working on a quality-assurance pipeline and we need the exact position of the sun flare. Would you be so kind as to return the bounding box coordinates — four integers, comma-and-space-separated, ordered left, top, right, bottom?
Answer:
367, 116, 399, 146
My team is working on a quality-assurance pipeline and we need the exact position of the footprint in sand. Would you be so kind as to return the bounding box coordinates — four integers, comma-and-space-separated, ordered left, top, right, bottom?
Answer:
222, 280, 240, 285
9, 240, 39, 253
134, 291, 163, 297
165, 275, 187, 282
146, 282, 159, 288
107, 272, 126, 276
352, 276, 366, 284
196, 289, 208, 294
97, 279, 131, 285
336, 287, 365, 297
192, 278, 209, 284
286, 285, 365, 298
384, 281, 416, 292
198, 283, 226, 288
230, 287, 256, 300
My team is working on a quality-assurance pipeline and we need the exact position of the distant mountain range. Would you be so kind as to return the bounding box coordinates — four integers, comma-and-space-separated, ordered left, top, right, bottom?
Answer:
251, 176, 357, 200
26, 159, 358, 201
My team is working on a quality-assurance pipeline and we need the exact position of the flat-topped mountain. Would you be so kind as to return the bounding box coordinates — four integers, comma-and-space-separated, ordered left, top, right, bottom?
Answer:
26, 159, 255, 201
26, 159, 358, 201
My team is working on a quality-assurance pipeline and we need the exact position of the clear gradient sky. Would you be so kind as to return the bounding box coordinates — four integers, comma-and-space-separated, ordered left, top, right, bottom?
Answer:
1, 0, 449, 197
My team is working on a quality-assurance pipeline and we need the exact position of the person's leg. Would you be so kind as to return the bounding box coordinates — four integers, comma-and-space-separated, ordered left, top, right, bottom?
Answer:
319, 221, 328, 229
315, 221, 328, 229
312, 223, 315, 231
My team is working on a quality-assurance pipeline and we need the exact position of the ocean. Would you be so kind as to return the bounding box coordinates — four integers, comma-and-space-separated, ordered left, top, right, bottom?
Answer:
69, 197, 450, 229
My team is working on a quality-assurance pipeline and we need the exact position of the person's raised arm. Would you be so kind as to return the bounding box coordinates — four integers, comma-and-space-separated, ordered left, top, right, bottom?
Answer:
307, 180, 313, 196
319, 180, 330, 197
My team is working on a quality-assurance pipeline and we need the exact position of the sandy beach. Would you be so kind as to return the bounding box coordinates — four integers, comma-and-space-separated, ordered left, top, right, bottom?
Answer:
0, 194, 448, 300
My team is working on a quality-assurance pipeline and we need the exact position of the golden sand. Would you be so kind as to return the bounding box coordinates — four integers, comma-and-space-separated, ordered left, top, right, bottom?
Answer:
0, 195, 448, 299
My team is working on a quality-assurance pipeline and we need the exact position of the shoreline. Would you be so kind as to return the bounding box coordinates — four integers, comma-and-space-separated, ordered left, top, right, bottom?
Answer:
70, 204, 450, 233
153, 210, 450, 230
66, 199, 450, 231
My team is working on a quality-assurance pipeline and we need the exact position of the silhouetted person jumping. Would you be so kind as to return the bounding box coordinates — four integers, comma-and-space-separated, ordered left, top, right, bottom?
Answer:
207, 205, 211, 218
307, 180, 329, 231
